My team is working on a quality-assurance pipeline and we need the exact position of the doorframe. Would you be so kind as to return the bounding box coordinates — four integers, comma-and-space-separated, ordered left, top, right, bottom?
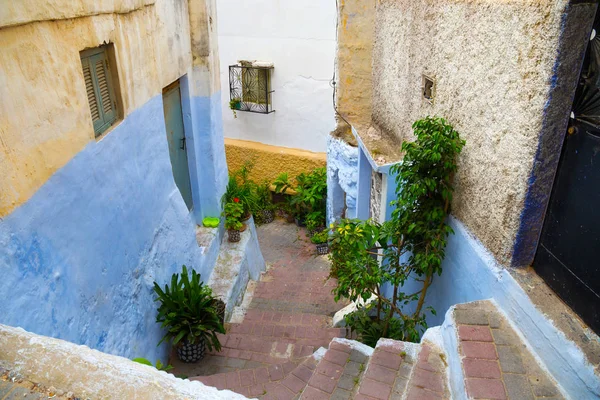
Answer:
511, 3, 598, 268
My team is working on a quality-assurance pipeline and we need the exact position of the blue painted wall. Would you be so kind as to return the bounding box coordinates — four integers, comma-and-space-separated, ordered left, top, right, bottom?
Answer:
0, 95, 222, 364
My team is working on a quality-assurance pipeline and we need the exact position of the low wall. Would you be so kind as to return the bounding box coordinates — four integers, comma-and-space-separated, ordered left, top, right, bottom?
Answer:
224, 138, 326, 184
0, 324, 244, 400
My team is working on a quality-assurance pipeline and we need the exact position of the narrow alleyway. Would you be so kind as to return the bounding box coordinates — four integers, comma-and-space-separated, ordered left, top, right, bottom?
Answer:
171, 220, 348, 386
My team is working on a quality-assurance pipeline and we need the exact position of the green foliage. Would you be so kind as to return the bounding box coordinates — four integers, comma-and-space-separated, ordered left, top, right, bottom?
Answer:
273, 169, 327, 220
221, 161, 258, 216
291, 168, 327, 217
153, 266, 225, 352
132, 358, 174, 372
273, 173, 292, 195
229, 98, 241, 110
306, 211, 326, 232
311, 230, 329, 245
229, 98, 241, 118
329, 117, 465, 345
223, 200, 244, 231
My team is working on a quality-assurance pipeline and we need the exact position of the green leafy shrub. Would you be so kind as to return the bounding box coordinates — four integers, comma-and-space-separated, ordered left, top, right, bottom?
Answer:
311, 230, 329, 245
153, 265, 225, 351
221, 161, 258, 216
329, 117, 465, 344
306, 211, 326, 232
223, 199, 244, 231
132, 358, 174, 372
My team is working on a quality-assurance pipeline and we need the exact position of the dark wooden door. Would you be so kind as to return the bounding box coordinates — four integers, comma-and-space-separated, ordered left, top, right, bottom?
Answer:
533, 15, 600, 334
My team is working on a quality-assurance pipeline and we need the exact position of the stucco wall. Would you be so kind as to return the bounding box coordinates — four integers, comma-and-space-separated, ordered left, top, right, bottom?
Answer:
216, 0, 336, 153
0, 97, 220, 363
335, 0, 376, 130
370, 0, 581, 265
0, 0, 227, 363
225, 138, 326, 185
0, 0, 191, 217
0, 324, 246, 400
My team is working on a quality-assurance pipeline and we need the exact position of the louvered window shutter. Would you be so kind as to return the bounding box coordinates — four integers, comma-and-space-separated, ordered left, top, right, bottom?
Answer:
80, 47, 118, 136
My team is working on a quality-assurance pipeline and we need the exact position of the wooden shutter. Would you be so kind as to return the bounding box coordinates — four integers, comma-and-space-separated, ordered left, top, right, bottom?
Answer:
81, 47, 118, 136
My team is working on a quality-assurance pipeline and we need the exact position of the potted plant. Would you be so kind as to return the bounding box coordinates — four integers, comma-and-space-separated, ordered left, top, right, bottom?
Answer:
253, 181, 275, 224
229, 97, 241, 118
221, 161, 258, 220
153, 265, 225, 363
273, 172, 295, 223
306, 211, 326, 236
224, 198, 245, 242
311, 230, 330, 255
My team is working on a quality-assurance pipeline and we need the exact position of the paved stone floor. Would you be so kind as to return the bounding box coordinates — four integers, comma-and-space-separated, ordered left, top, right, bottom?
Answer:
0, 370, 72, 400
455, 301, 564, 400
171, 220, 348, 381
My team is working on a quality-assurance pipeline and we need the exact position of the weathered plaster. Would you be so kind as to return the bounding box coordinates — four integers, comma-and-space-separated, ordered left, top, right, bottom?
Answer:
217, 0, 337, 153
0, 0, 154, 28
208, 216, 266, 322
0, 324, 245, 400
225, 138, 326, 185
326, 134, 358, 224
370, 0, 585, 266
0, 97, 220, 363
335, 0, 376, 130
0, 1, 191, 216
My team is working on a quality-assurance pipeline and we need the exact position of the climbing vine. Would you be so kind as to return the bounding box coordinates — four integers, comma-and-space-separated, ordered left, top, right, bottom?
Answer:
329, 117, 465, 346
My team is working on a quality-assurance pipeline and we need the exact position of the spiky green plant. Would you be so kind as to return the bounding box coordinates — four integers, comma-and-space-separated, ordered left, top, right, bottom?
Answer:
153, 266, 225, 351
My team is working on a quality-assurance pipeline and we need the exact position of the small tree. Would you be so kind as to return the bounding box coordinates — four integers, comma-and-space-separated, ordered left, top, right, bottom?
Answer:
329, 117, 465, 345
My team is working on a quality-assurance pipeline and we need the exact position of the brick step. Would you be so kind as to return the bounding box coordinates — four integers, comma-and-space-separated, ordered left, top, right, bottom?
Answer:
453, 300, 565, 400
190, 361, 299, 397
354, 338, 449, 400
241, 310, 334, 327
300, 338, 372, 400
207, 334, 317, 365
258, 351, 321, 399
227, 321, 345, 344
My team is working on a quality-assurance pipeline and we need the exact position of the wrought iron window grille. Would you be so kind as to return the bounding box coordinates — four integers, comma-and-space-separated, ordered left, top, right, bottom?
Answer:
229, 64, 275, 114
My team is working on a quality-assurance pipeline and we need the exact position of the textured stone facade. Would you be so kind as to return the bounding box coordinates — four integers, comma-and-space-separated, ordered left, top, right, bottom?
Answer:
369, 0, 592, 266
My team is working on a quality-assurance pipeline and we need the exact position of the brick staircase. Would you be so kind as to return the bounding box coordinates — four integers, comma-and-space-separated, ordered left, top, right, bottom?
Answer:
180, 222, 567, 399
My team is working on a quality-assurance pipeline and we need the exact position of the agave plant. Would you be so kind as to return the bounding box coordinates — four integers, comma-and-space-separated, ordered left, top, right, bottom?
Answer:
153, 266, 225, 354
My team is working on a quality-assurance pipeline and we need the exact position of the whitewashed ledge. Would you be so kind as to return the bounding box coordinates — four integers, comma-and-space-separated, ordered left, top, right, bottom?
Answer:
0, 324, 249, 400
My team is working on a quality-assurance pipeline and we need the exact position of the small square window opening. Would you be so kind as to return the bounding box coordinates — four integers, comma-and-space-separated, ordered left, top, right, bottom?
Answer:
422, 75, 435, 104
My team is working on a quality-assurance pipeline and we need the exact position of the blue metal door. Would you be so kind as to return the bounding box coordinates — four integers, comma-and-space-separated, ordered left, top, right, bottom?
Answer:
162, 81, 193, 211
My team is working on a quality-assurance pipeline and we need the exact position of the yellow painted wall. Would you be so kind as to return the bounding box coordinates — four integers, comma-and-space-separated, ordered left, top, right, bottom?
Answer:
224, 138, 326, 185
0, 0, 192, 217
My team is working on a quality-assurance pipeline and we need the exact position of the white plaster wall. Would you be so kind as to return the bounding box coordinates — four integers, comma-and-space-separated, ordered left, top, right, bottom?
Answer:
216, 0, 336, 153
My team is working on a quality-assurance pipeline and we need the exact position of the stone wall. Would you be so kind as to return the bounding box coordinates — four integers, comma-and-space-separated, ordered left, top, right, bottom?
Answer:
370, 0, 592, 266
0, 324, 246, 400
